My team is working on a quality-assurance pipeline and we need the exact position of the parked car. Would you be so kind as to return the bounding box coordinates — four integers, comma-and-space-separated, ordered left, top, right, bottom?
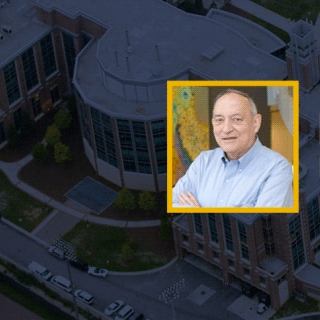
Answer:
28, 261, 52, 281
128, 312, 144, 320
88, 266, 108, 278
104, 300, 125, 316
48, 246, 65, 260
114, 305, 134, 320
69, 258, 89, 272
74, 289, 94, 305
50, 275, 72, 292
257, 302, 267, 314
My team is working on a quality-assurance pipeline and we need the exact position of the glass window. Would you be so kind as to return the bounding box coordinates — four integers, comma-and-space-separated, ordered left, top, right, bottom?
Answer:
3, 61, 20, 105
194, 213, 203, 235
13, 108, 22, 131
31, 95, 42, 118
79, 103, 92, 147
223, 215, 233, 252
208, 214, 218, 243
197, 242, 204, 251
263, 216, 275, 256
0, 122, 5, 144
62, 32, 76, 79
151, 120, 166, 174
308, 197, 320, 241
212, 250, 219, 259
40, 34, 57, 77
50, 86, 60, 104
21, 47, 38, 91
289, 215, 305, 270
238, 222, 249, 260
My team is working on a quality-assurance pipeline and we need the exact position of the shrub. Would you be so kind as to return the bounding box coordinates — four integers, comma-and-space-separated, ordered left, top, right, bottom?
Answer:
7, 125, 20, 148
115, 188, 136, 210
45, 125, 61, 146
138, 191, 156, 211
54, 108, 72, 130
32, 143, 48, 163
54, 142, 72, 163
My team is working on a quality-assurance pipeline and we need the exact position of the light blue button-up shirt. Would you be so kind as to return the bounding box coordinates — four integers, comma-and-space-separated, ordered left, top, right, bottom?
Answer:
172, 138, 293, 207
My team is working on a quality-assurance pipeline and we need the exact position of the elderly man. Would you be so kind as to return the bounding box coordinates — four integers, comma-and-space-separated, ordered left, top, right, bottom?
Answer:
172, 89, 293, 207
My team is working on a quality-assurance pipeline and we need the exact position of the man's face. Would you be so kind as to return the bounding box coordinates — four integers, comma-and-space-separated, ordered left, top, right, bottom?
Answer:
212, 92, 261, 160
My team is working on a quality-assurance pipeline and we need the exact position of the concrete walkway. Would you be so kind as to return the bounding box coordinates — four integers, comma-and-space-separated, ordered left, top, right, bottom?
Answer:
0, 154, 161, 242
230, 0, 294, 32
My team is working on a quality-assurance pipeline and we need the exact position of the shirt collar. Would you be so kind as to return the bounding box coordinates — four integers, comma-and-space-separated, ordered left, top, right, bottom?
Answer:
221, 137, 263, 170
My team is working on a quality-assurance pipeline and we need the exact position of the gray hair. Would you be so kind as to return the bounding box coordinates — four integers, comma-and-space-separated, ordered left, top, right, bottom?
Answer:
212, 89, 258, 116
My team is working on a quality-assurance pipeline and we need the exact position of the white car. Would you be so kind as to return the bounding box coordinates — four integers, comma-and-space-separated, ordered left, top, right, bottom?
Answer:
88, 266, 108, 278
48, 246, 65, 260
74, 289, 94, 305
115, 305, 134, 320
104, 300, 125, 316
257, 303, 267, 314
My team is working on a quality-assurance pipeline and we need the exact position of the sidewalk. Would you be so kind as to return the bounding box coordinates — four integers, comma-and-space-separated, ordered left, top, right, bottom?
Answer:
0, 154, 161, 242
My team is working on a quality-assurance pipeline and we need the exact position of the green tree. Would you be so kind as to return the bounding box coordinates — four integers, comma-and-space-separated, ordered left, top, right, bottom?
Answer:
45, 125, 61, 146
7, 125, 20, 148
54, 108, 72, 130
54, 142, 72, 163
115, 188, 136, 210
138, 191, 156, 211
32, 143, 48, 163
160, 209, 172, 241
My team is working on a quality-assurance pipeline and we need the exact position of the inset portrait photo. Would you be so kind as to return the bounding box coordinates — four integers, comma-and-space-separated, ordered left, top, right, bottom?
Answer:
167, 81, 299, 214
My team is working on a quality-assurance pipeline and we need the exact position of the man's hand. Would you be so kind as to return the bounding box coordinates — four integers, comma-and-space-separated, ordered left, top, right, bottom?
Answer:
178, 192, 200, 207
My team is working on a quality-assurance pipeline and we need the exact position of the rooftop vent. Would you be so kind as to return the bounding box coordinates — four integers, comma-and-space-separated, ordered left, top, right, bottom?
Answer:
201, 44, 224, 61
3, 25, 11, 33
0, 1, 6, 8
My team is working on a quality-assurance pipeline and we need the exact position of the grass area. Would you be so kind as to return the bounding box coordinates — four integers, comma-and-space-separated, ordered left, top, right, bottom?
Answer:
0, 170, 52, 232
0, 279, 63, 320
251, 0, 320, 23
271, 296, 320, 319
251, 16, 290, 43
63, 221, 169, 272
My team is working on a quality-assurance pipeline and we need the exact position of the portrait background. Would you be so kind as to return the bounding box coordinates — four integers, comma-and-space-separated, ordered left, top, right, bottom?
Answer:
172, 85, 293, 187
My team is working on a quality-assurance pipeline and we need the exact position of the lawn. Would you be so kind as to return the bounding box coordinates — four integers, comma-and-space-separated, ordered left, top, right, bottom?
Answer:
271, 296, 320, 319
0, 170, 52, 232
63, 221, 175, 272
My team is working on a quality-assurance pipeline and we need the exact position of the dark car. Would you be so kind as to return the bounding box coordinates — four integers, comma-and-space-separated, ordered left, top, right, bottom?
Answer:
242, 283, 256, 298
128, 312, 144, 320
69, 258, 89, 271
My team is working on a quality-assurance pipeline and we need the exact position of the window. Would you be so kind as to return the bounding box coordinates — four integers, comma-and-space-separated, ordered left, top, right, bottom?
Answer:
31, 95, 42, 118
223, 215, 233, 252
208, 214, 218, 243
194, 214, 203, 235
40, 34, 57, 77
278, 274, 286, 285
260, 276, 266, 285
212, 250, 219, 259
197, 242, 204, 251
289, 215, 305, 270
182, 234, 189, 243
62, 32, 76, 79
102, 114, 117, 167
13, 108, 22, 131
244, 267, 250, 277
50, 86, 60, 104
79, 103, 92, 147
238, 222, 249, 260
0, 122, 5, 144
151, 120, 166, 174
308, 197, 320, 241
3, 61, 20, 105
117, 119, 136, 172
228, 259, 234, 267
21, 47, 38, 91
132, 121, 151, 173
263, 216, 275, 256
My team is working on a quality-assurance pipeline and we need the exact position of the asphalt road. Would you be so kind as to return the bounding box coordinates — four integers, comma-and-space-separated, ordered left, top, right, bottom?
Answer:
0, 221, 243, 320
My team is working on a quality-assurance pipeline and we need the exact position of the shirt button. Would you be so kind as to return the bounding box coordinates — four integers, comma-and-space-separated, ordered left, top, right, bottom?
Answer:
226, 179, 229, 183
239, 169, 242, 172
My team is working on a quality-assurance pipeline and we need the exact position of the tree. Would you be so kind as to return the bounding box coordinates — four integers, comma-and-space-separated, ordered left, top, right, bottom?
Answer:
54, 142, 72, 163
45, 125, 61, 146
121, 240, 135, 263
32, 143, 48, 163
138, 191, 156, 211
7, 125, 20, 148
115, 188, 136, 211
160, 209, 172, 241
54, 108, 72, 130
